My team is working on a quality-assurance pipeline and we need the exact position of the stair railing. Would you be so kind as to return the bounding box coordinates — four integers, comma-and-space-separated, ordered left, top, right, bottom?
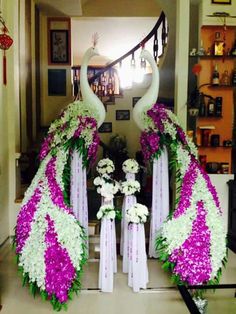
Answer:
72, 11, 168, 100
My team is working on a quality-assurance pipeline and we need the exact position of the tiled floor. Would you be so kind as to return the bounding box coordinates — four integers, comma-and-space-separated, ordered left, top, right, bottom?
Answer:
0, 239, 236, 313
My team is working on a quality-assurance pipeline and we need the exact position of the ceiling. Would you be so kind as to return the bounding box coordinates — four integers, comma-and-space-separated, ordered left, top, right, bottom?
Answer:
34, 0, 83, 16
35, 0, 162, 17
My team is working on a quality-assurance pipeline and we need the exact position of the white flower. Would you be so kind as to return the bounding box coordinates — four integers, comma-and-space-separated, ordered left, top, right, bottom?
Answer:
163, 120, 177, 139
96, 204, 116, 220
121, 179, 140, 196
96, 158, 115, 175
166, 109, 180, 125
160, 168, 227, 281
122, 159, 139, 174
176, 144, 191, 177
141, 107, 156, 130
93, 176, 102, 186
126, 203, 149, 224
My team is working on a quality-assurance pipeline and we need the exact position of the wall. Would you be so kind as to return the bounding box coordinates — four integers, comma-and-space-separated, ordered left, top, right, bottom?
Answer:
199, 0, 236, 26
40, 14, 174, 126
40, 13, 73, 127
0, 0, 21, 243
97, 77, 152, 161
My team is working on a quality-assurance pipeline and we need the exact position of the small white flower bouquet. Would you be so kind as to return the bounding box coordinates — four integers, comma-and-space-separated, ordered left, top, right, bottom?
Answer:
96, 158, 115, 175
96, 204, 117, 220
121, 179, 140, 196
122, 159, 139, 174
126, 203, 149, 224
94, 175, 120, 201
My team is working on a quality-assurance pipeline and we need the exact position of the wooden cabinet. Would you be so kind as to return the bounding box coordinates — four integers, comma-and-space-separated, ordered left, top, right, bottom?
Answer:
195, 26, 236, 174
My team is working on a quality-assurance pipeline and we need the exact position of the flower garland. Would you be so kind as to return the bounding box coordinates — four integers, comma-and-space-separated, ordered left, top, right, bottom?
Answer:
126, 203, 149, 224
121, 179, 140, 196
122, 159, 139, 174
140, 103, 198, 163
14, 100, 101, 311
39, 100, 100, 166
96, 158, 115, 175
140, 103, 227, 288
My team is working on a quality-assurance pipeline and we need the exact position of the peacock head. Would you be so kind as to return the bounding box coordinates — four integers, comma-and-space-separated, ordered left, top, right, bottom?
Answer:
87, 46, 99, 58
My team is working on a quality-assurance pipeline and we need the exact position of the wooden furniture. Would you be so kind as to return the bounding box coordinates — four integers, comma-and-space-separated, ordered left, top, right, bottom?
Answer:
193, 26, 236, 173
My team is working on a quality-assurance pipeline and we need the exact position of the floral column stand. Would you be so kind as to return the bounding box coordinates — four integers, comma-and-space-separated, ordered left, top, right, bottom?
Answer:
120, 159, 140, 273
70, 151, 88, 243
149, 146, 169, 258
94, 158, 120, 292
98, 200, 117, 292
126, 203, 149, 292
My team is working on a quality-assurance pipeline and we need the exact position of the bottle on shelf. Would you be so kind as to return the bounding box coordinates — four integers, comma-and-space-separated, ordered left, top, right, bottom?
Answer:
207, 98, 215, 117
232, 67, 236, 86
199, 93, 206, 117
215, 97, 222, 117
220, 70, 230, 86
230, 39, 236, 56
198, 40, 205, 56
212, 63, 220, 86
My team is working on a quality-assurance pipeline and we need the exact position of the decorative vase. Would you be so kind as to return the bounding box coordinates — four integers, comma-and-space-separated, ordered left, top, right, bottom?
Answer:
193, 297, 208, 314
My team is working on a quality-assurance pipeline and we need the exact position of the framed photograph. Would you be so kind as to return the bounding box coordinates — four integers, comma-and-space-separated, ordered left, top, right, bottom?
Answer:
132, 97, 141, 107
49, 30, 70, 64
48, 69, 66, 96
116, 110, 130, 121
211, 0, 231, 4
98, 122, 112, 133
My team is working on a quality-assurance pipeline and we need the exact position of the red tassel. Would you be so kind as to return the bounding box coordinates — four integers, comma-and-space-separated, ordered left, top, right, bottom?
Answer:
3, 53, 7, 85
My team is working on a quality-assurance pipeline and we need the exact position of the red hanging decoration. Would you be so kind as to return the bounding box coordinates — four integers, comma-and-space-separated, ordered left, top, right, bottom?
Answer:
0, 19, 13, 85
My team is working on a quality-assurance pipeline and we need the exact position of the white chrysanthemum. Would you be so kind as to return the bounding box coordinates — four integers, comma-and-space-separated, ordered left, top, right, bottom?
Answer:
122, 159, 139, 174
93, 176, 102, 186
126, 203, 149, 224
96, 158, 115, 175
96, 204, 116, 220
121, 179, 140, 196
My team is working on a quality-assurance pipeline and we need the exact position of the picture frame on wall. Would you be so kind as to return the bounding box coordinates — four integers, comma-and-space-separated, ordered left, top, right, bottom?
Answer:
116, 110, 130, 120
98, 122, 112, 133
132, 97, 141, 107
48, 69, 67, 96
49, 30, 70, 64
211, 0, 231, 4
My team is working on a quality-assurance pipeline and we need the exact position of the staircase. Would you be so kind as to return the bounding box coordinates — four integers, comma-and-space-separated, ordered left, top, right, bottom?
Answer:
72, 11, 168, 104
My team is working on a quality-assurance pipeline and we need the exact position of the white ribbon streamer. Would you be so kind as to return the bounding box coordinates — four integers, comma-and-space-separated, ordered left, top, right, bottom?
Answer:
149, 146, 169, 258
